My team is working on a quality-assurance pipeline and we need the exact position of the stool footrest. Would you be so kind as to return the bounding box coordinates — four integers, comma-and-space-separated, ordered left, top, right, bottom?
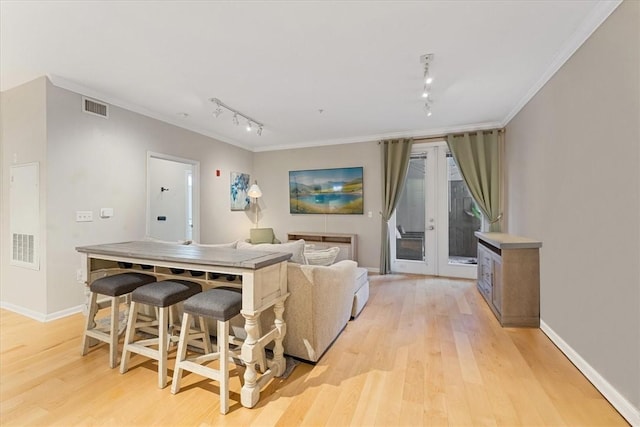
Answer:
177, 360, 226, 382
125, 343, 162, 361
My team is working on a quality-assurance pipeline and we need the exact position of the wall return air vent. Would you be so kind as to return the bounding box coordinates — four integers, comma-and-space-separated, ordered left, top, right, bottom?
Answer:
82, 96, 109, 118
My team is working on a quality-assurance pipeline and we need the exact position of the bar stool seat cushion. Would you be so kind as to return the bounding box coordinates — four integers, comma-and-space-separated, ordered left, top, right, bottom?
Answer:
132, 280, 202, 307
184, 288, 242, 321
90, 273, 156, 297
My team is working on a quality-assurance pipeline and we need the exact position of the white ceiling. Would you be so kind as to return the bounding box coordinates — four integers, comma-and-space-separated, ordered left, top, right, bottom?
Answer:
0, 1, 620, 152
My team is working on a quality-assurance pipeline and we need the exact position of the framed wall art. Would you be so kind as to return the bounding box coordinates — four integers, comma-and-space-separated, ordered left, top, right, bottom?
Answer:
289, 167, 363, 214
230, 171, 250, 211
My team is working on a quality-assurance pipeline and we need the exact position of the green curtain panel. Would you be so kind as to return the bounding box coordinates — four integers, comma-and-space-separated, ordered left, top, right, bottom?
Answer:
447, 130, 502, 232
380, 138, 413, 274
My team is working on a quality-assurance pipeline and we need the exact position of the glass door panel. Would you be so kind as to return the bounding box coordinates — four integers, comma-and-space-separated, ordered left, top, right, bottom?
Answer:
447, 153, 480, 265
391, 149, 437, 275
395, 157, 425, 261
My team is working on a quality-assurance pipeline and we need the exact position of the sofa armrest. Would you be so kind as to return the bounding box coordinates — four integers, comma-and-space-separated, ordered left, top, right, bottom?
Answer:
279, 260, 356, 361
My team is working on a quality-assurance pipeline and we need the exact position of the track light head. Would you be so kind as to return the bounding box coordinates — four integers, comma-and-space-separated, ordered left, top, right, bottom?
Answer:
209, 97, 264, 135
420, 54, 435, 116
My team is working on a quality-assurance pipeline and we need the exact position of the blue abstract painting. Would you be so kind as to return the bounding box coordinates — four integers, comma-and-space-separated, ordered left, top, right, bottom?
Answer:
230, 171, 250, 211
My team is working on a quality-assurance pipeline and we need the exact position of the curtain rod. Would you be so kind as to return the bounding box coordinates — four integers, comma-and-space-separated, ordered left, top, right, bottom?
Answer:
413, 128, 505, 143
378, 128, 505, 144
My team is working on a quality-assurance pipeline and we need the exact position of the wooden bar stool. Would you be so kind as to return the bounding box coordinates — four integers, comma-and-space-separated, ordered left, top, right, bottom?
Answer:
119, 279, 202, 388
171, 287, 243, 414
81, 272, 157, 368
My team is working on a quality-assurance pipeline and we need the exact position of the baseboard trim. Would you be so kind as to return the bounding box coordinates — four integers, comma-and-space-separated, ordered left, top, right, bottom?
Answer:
540, 320, 640, 426
0, 301, 83, 323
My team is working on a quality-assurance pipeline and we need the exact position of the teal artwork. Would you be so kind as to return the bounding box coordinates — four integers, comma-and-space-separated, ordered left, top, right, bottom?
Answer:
230, 171, 250, 211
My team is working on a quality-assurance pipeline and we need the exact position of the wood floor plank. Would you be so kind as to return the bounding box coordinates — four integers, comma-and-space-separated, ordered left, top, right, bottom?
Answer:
0, 274, 629, 426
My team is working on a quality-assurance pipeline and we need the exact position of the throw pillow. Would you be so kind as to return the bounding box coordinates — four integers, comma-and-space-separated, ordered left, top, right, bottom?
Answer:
237, 239, 306, 264
304, 246, 341, 266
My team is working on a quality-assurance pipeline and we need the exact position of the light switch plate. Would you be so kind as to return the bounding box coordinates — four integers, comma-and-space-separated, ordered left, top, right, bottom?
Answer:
100, 208, 114, 218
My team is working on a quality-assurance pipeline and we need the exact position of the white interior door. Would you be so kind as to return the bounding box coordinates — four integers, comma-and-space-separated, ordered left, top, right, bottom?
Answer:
391, 142, 479, 279
146, 152, 200, 242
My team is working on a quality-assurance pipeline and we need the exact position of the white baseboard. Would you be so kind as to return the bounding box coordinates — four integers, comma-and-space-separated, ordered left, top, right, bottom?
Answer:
540, 320, 640, 426
0, 301, 83, 323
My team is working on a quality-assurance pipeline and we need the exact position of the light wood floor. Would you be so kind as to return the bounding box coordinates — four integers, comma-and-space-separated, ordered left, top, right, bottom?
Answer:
0, 274, 627, 426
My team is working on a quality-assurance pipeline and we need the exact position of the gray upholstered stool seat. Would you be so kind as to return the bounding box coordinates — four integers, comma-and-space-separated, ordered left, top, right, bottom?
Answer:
132, 279, 202, 307
172, 287, 243, 414
81, 273, 157, 368
120, 280, 202, 388
183, 287, 243, 321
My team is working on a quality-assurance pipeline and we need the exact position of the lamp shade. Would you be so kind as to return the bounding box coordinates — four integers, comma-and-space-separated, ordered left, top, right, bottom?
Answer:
247, 184, 262, 198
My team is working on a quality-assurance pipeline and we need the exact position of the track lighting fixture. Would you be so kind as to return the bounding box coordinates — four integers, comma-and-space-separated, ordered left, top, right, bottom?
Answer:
420, 54, 435, 117
209, 97, 264, 136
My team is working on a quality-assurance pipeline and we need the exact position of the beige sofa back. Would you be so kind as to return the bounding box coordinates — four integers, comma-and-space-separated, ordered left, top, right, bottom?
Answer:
261, 260, 357, 362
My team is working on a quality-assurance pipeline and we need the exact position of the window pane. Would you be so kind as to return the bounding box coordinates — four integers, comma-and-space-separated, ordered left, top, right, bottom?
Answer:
395, 157, 425, 261
447, 154, 480, 264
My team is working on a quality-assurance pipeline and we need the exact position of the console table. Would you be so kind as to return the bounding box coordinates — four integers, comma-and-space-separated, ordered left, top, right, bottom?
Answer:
76, 240, 291, 408
287, 231, 357, 262
475, 232, 542, 327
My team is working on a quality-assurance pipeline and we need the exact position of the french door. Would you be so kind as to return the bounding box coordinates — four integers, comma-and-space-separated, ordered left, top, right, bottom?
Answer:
390, 142, 480, 279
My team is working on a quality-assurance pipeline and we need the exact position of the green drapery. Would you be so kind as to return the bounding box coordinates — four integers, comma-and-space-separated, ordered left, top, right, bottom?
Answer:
447, 130, 502, 232
380, 138, 413, 274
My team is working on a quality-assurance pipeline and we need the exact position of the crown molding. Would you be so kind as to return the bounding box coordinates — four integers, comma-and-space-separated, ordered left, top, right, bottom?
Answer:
252, 121, 503, 152
501, 0, 622, 127
46, 74, 253, 152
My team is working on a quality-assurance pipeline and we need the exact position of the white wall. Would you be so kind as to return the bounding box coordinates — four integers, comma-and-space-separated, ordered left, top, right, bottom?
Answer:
0, 77, 48, 316
0, 79, 255, 317
254, 141, 381, 270
505, 0, 639, 418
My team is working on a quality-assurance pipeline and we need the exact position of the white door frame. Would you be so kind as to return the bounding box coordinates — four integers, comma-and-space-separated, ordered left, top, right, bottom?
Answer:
391, 146, 437, 275
146, 152, 200, 243
391, 142, 478, 279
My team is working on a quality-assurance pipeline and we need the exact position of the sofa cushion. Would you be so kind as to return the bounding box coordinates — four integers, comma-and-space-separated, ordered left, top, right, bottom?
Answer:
192, 241, 237, 249
352, 267, 369, 318
304, 246, 340, 266
237, 239, 306, 264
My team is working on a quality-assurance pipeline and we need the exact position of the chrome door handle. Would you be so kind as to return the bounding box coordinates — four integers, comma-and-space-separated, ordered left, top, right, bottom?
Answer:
426, 225, 435, 230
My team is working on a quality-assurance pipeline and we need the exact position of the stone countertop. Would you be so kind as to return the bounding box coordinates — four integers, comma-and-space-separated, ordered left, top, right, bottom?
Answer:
475, 232, 542, 250
76, 240, 292, 270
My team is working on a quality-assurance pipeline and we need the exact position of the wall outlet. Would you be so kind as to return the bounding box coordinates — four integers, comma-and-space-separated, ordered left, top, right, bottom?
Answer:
76, 211, 93, 222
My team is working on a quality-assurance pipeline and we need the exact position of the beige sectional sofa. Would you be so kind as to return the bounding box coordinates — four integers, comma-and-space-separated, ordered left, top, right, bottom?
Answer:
260, 260, 357, 362
236, 239, 369, 363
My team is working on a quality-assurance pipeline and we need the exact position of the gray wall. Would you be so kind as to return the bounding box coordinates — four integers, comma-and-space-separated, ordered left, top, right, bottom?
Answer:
505, 0, 639, 412
0, 77, 48, 315
254, 141, 382, 270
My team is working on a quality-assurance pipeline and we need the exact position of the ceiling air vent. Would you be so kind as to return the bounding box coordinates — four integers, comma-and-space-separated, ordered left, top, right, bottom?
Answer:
82, 97, 109, 118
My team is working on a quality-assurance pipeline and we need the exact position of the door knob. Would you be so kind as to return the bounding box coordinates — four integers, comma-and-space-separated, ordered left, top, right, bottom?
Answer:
426, 225, 435, 230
